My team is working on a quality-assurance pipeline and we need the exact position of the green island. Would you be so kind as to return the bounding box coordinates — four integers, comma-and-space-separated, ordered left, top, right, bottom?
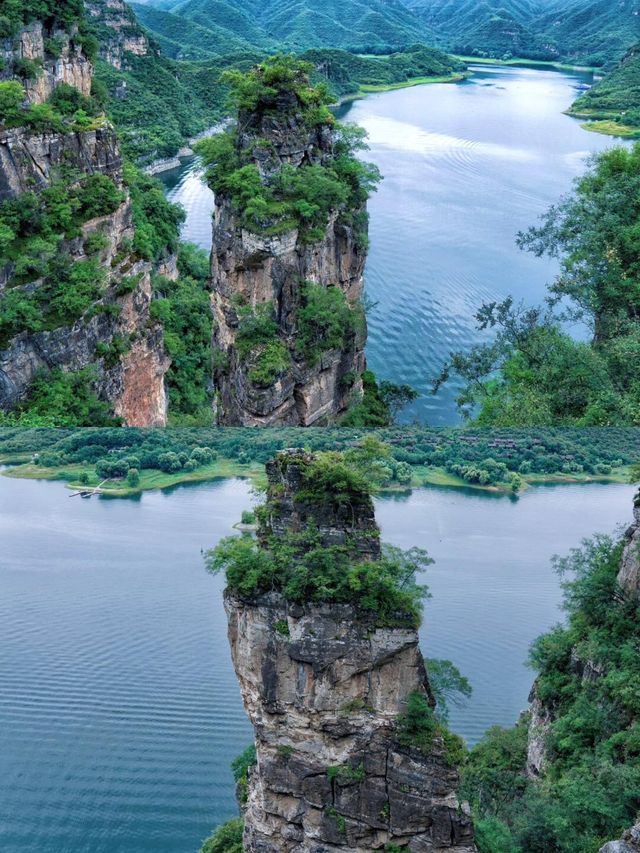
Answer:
1, 428, 637, 498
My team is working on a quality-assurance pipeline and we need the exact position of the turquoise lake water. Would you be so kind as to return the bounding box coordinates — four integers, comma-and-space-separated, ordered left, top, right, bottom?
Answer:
0, 473, 635, 852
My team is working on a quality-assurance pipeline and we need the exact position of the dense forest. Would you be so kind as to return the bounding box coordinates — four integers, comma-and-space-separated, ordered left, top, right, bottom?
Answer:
133, 0, 638, 66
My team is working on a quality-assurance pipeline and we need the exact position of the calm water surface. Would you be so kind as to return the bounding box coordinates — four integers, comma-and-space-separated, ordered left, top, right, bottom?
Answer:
161, 66, 623, 423
0, 474, 636, 852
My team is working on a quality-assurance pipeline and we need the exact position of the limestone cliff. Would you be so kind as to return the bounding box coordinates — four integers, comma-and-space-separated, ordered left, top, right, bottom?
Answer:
85, 0, 150, 70
206, 61, 372, 426
0, 23, 92, 105
0, 18, 169, 425
600, 823, 640, 853
618, 497, 640, 602
223, 450, 476, 851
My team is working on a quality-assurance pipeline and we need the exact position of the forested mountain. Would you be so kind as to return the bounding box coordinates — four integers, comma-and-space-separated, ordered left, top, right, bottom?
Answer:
129, 3, 272, 59
534, 0, 640, 66
389, 0, 639, 64
134, 0, 639, 65
570, 44, 640, 137
136, 0, 435, 52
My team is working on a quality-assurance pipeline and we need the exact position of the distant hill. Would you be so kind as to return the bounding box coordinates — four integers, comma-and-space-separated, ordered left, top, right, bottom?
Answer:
569, 44, 640, 136
129, 3, 274, 58
138, 0, 435, 52
534, 0, 640, 66
403, 0, 640, 64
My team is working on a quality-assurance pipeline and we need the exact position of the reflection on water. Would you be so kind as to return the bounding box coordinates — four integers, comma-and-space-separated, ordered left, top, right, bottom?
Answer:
161, 65, 625, 424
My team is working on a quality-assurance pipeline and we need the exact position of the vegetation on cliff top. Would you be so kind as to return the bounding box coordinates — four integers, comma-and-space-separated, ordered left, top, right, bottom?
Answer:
195, 55, 381, 242
0, 0, 84, 35
434, 143, 640, 426
208, 529, 431, 628
206, 448, 432, 626
462, 531, 640, 852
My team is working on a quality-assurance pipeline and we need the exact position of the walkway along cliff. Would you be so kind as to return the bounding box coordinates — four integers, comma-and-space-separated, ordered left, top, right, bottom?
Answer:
0, 6, 172, 425
196, 57, 379, 426
209, 449, 477, 851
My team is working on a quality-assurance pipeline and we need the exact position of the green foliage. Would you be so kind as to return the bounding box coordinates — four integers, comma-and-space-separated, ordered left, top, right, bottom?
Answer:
235, 302, 279, 358
463, 534, 640, 853
426, 658, 473, 723
408, 0, 636, 65
123, 164, 184, 261
396, 690, 466, 767
199, 817, 243, 853
273, 618, 289, 636
0, 0, 83, 34
221, 54, 331, 113
231, 743, 256, 804
232, 301, 292, 388
434, 144, 640, 426
340, 369, 394, 427
0, 82, 27, 125
296, 282, 356, 363
206, 518, 431, 628
2, 427, 635, 483
0, 80, 103, 134
248, 339, 291, 387
5, 368, 118, 428
195, 59, 380, 241
327, 763, 366, 785
571, 45, 640, 130
305, 45, 464, 98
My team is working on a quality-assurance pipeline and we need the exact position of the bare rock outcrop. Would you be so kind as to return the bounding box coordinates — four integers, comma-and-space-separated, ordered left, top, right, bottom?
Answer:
600, 822, 640, 853
0, 22, 92, 104
85, 0, 150, 70
618, 498, 640, 601
224, 450, 476, 852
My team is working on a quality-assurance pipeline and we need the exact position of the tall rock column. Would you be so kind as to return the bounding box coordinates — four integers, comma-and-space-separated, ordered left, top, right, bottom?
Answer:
202, 58, 375, 426
223, 450, 476, 852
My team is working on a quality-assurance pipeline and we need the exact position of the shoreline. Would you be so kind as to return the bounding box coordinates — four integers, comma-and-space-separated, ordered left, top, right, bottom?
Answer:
454, 55, 597, 73
336, 71, 468, 106
1, 458, 630, 500
565, 110, 640, 139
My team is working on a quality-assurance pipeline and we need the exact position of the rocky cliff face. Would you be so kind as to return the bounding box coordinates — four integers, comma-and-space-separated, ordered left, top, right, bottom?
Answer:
85, 0, 150, 69
0, 23, 92, 104
618, 498, 640, 601
600, 823, 640, 853
210, 88, 369, 426
0, 20, 169, 425
224, 450, 476, 851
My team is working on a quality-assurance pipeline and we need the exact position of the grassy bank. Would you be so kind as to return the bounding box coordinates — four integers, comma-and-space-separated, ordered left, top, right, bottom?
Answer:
337, 71, 467, 105
577, 118, 640, 138
2, 458, 631, 499
357, 72, 468, 92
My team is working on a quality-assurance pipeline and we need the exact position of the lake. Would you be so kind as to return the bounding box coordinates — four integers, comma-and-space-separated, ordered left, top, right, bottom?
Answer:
160, 65, 623, 424
0, 473, 635, 852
